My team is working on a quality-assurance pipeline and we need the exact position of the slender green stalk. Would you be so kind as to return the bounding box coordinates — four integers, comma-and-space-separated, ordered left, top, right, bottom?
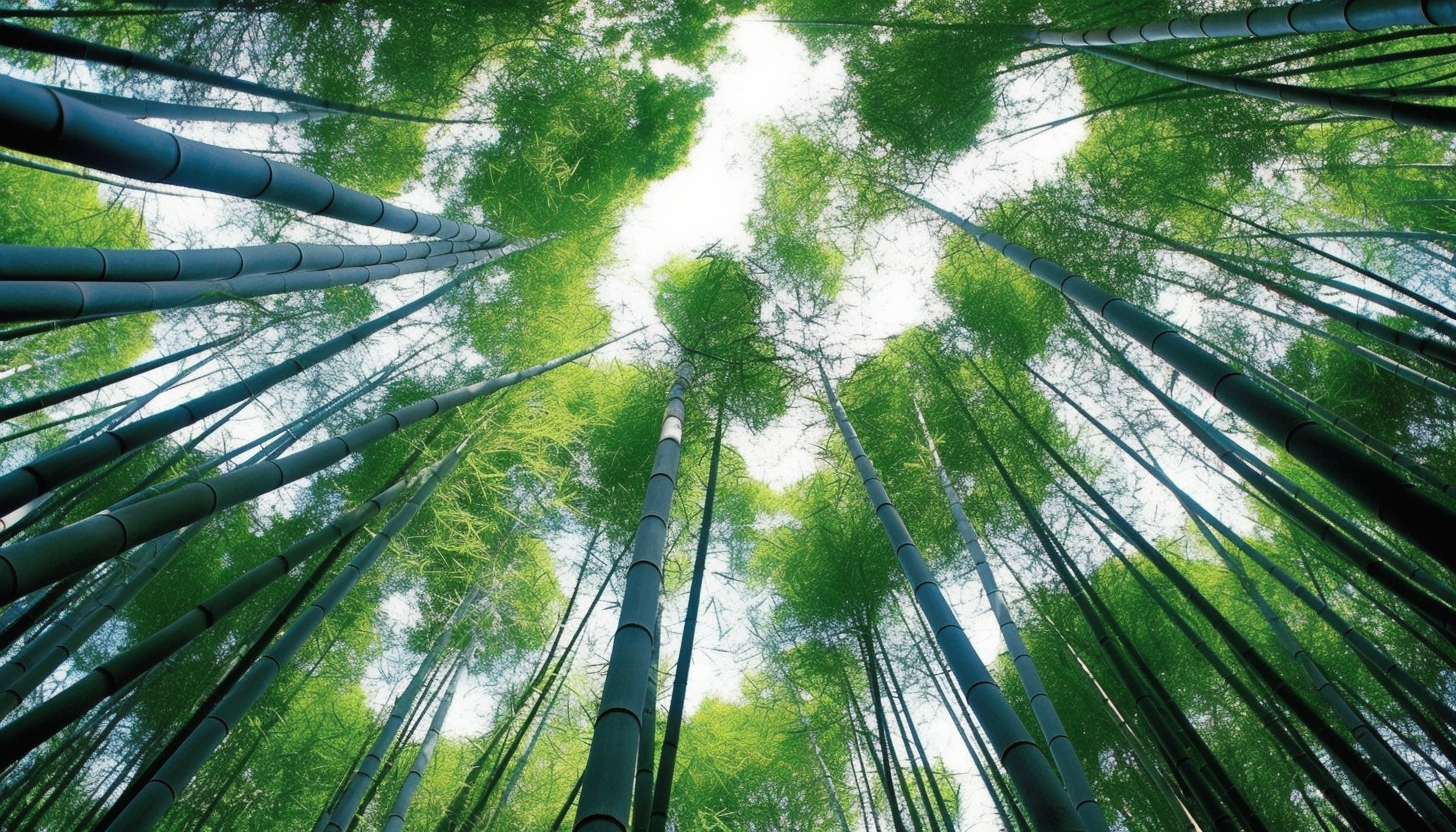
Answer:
382, 643, 477, 832
48, 85, 326, 124
912, 395, 1108, 832
0, 22, 465, 124
98, 437, 476, 831
573, 362, 693, 832
820, 365, 1086, 832
1026, 363, 1456, 740
0, 73, 501, 241
0, 272, 478, 516
1025, 0, 1456, 46
904, 189, 1456, 565
0, 332, 627, 603
1064, 41, 1456, 131
0, 238, 491, 283
646, 406, 725, 832
321, 589, 481, 832
0, 244, 513, 325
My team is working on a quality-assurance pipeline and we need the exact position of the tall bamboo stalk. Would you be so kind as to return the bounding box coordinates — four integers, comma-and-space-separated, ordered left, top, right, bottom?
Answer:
646, 406, 725, 832
820, 365, 1086, 832
0, 21, 461, 124
0, 470, 420, 767
1025, 0, 1456, 46
0, 73, 501, 241
912, 394, 1108, 832
382, 642, 477, 832
99, 436, 477, 832
0, 272, 478, 515
320, 590, 481, 832
573, 362, 693, 832
0, 332, 627, 603
903, 190, 1455, 564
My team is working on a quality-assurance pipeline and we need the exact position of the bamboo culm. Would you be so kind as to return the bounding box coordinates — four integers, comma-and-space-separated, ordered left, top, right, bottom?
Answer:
981, 355, 1434, 830
99, 435, 476, 832
0, 21, 462, 124
1071, 507, 1397, 832
1092, 212, 1456, 374
912, 394, 1109, 832
1064, 42, 1456, 132
0, 331, 238, 423
1025, 0, 1456, 46
647, 407, 725, 832
972, 353, 1439, 827
1026, 363, 1456, 740
1073, 314, 1456, 630
904, 190, 1456, 566
0, 471, 419, 768
322, 589, 481, 832
92, 425, 446, 832
47, 85, 327, 124
1232, 354, 1456, 496
820, 365, 1087, 832
0, 272, 475, 516
382, 643, 476, 832
630, 612, 662, 832
0, 332, 625, 603
0, 243, 515, 325
0, 238, 492, 283
574, 363, 692, 832
450, 541, 627, 832
0, 73, 502, 241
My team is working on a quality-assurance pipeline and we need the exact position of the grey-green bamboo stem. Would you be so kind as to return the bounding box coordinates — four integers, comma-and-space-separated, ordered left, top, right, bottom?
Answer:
573, 362, 692, 832
382, 642, 476, 832
0, 330, 238, 423
646, 406, 725, 832
0, 471, 419, 768
322, 589, 481, 832
0, 238, 492, 283
0, 331, 626, 603
819, 365, 1086, 832
912, 398, 1108, 832
1222, 349, 1456, 496
1026, 362, 1456, 738
99, 436, 475, 832
1063, 41, 1456, 132
0, 22, 463, 124
1025, 0, 1456, 46
0, 73, 502, 241
0, 271, 477, 516
48, 85, 327, 124
0, 243, 514, 325
1073, 312, 1456, 624
631, 610, 662, 832
1093, 212, 1456, 373
903, 189, 1454, 566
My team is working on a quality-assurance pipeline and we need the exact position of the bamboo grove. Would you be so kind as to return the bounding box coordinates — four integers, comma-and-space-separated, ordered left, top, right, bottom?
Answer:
1, 0, 1455, 829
